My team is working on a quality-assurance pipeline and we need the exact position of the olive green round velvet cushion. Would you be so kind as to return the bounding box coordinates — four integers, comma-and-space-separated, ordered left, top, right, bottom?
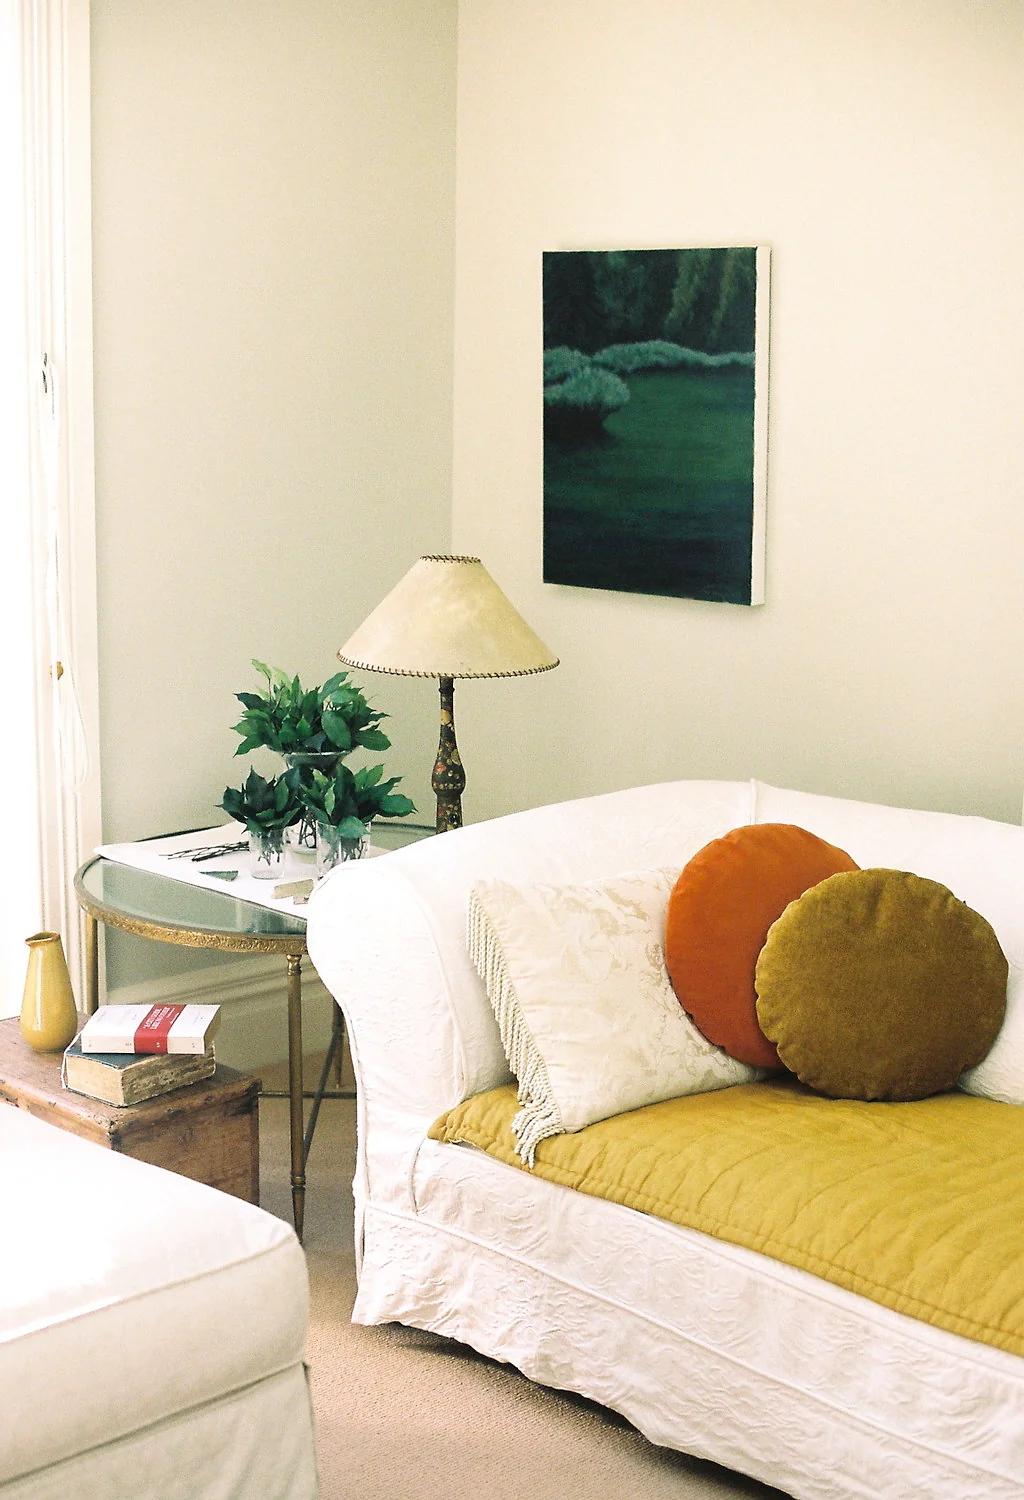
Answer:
754, 868, 1008, 1101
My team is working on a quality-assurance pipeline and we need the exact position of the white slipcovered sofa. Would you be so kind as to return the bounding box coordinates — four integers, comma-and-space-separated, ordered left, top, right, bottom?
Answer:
307, 778, 1024, 1500
0, 1106, 317, 1498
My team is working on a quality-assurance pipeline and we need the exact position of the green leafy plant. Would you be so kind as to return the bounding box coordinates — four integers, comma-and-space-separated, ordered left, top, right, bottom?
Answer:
301, 765, 415, 840
232, 660, 391, 758
220, 767, 304, 831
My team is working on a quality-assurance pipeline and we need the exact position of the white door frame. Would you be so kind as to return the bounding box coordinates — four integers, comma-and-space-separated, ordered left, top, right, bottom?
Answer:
22, 0, 101, 1000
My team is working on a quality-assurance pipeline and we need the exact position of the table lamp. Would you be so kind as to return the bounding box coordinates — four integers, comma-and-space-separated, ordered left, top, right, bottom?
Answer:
337, 555, 559, 832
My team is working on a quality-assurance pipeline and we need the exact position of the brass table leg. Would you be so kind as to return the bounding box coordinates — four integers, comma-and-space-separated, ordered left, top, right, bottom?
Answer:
287, 953, 305, 1241
84, 914, 99, 1015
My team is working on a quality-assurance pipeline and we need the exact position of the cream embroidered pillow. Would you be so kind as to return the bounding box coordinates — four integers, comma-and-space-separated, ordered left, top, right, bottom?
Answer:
468, 869, 759, 1166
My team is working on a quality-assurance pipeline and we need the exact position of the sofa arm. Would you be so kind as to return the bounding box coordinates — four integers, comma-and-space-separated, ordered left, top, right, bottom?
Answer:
307, 850, 493, 1239
308, 855, 477, 1131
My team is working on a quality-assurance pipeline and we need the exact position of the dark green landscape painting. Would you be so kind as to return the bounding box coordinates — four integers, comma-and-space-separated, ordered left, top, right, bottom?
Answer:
543, 247, 769, 606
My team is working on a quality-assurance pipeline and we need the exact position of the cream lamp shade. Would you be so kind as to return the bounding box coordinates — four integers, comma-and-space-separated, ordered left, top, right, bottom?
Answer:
337, 555, 558, 680
337, 555, 558, 831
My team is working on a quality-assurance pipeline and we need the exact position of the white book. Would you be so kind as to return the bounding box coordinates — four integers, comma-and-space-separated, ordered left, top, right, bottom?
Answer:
80, 1003, 221, 1056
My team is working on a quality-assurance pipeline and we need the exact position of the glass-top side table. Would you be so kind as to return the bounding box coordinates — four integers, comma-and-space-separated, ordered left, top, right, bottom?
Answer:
74, 821, 432, 1240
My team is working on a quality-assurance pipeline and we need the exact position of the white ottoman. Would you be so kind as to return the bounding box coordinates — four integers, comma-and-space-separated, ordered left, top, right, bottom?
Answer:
0, 1107, 316, 1498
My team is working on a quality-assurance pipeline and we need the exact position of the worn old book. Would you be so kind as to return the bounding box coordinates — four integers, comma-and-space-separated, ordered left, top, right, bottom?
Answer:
79, 1003, 221, 1056
62, 1037, 217, 1107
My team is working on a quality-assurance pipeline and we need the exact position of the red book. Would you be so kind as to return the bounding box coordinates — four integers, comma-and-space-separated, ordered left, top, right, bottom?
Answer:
79, 1003, 221, 1056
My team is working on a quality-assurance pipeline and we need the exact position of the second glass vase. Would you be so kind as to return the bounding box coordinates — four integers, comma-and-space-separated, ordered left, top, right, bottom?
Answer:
249, 825, 288, 880
315, 821, 371, 880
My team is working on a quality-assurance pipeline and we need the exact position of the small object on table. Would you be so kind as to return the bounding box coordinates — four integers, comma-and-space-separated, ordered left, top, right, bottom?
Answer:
163, 840, 248, 861
206, 868, 239, 881
0, 1018, 260, 1201
273, 878, 315, 903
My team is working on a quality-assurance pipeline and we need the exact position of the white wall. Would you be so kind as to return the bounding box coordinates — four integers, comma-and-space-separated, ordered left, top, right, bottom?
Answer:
87, 0, 1024, 1058
452, 0, 1024, 826
90, 0, 457, 1059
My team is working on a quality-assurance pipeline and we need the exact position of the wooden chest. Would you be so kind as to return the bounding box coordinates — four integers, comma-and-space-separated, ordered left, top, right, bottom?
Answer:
0, 1018, 260, 1203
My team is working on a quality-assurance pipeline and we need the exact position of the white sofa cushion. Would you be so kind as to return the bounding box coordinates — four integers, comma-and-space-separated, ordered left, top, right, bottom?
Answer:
753, 781, 1024, 1104
469, 869, 757, 1163
0, 1107, 309, 1487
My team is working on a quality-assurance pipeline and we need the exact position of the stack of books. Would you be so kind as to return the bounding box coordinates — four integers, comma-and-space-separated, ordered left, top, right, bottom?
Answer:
62, 1003, 222, 1107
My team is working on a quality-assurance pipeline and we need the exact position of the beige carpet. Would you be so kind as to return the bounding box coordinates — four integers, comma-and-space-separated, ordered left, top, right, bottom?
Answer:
259, 1061, 782, 1500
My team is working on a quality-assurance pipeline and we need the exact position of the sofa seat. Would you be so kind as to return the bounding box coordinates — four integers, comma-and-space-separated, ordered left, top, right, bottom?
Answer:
432, 1077, 1024, 1357
0, 1106, 315, 1496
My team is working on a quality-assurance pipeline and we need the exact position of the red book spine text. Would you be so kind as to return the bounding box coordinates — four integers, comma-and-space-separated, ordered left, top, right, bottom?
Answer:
132, 1004, 185, 1054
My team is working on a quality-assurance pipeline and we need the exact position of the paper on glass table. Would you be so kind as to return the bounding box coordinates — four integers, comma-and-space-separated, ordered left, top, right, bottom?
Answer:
95, 822, 385, 916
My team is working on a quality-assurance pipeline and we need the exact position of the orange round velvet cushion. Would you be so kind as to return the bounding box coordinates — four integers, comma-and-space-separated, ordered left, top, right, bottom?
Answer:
665, 824, 859, 1068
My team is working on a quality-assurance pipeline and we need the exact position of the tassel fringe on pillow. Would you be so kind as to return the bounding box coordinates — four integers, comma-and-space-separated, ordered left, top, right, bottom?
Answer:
468, 890, 562, 1166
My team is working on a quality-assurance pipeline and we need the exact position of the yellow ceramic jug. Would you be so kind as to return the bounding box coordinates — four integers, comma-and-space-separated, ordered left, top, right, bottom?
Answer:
20, 931, 79, 1051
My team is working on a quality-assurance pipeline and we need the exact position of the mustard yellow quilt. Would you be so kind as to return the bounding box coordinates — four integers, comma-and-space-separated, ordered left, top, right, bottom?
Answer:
430, 1079, 1024, 1356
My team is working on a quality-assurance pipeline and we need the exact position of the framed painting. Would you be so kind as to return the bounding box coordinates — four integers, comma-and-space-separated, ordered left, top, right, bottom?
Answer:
542, 246, 770, 606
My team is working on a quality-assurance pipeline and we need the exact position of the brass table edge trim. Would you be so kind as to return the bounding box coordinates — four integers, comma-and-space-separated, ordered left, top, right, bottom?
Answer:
73, 860, 307, 956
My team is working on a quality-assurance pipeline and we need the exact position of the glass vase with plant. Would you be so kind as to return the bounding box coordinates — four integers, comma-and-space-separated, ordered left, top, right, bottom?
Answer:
220, 767, 304, 880
231, 659, 391, 766
231, 660, 393, 846
301, 765, 416, 879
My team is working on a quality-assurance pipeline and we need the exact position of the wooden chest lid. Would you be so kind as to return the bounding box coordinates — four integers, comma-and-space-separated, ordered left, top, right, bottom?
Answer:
0, 1017, 259, 1143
